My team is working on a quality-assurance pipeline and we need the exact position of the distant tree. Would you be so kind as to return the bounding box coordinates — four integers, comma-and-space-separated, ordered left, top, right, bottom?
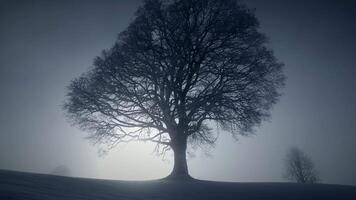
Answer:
51, 165, 71, 177
283, 147, 319, 183
64, 0, 284, 179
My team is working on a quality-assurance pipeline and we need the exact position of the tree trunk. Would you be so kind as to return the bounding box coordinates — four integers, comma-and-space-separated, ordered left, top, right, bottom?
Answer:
168, 135, 191, 180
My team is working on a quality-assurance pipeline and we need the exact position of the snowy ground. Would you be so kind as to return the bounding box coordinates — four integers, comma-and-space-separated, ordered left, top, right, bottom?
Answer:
1, 170, 355, 200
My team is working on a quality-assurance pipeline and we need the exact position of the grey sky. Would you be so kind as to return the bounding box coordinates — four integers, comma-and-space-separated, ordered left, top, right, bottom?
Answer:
0, 0, 355, 185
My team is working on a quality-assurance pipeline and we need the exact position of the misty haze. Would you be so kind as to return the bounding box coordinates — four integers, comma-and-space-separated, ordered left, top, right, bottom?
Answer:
1, 0, 356, 199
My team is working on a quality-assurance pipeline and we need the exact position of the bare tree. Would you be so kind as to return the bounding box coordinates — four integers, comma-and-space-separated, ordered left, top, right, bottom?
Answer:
64, 0, 285, 179
283, 147, 319, 183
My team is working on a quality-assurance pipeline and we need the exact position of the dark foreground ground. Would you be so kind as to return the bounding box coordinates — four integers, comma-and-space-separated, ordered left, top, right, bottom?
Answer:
1, 170, 356, 200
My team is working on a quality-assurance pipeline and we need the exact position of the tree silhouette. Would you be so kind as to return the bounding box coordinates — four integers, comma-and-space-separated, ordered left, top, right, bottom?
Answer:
283, 147, 319, 183
64, 0, 285, 179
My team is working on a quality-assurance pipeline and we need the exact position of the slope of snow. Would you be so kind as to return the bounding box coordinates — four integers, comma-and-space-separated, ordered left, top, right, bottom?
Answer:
1, 170, 355, 200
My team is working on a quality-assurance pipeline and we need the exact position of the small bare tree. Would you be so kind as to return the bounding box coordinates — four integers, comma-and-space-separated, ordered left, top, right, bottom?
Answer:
284, 147, 319, 183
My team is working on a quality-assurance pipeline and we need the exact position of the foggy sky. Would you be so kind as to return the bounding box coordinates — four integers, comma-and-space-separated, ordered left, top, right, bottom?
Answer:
1, 0, 356, 185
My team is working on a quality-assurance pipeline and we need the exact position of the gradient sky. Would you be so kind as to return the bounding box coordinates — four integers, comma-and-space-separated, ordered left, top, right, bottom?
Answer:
0, 0, 355, 185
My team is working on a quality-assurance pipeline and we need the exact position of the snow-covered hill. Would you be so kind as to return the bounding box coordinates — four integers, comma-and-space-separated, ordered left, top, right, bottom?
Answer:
1, 169, 355, 200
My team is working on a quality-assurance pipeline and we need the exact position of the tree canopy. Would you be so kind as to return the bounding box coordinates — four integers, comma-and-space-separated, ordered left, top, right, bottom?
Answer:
64, 0, 285, 178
